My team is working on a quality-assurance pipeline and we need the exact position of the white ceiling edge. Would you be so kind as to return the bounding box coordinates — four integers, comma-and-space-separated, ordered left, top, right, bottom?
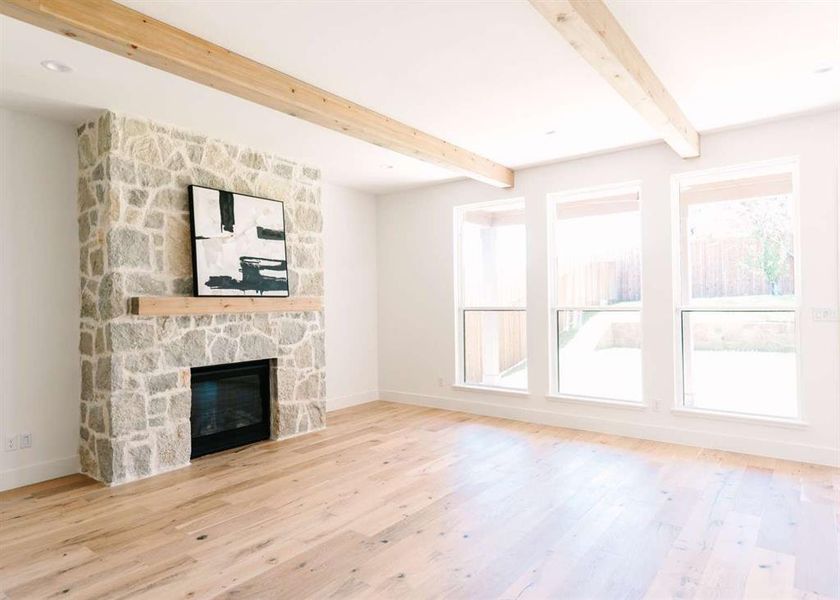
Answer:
375, 103, 840, 200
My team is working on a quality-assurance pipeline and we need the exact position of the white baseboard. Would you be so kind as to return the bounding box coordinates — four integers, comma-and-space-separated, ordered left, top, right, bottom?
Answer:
380, 389, 840, 467
0, 455, 79, 492
327, 390, 378, 412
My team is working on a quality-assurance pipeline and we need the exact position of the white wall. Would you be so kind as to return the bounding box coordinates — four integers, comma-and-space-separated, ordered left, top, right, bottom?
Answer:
0, 108, 80, 490
323, 182, 379, 410
377, 110, 840, 466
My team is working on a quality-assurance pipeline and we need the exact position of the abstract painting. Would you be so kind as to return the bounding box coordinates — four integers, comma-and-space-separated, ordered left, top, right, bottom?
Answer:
188, 185, 289, 297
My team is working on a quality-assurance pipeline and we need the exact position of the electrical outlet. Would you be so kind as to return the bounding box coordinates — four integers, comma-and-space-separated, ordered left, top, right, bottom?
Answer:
20, 433, 32, 449
437, 377, 445, 388
812, 307, 839, 322
5, 434, 18, 452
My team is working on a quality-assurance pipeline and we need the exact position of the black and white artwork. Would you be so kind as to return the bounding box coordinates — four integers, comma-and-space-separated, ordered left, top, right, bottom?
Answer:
188, 185, 289, 297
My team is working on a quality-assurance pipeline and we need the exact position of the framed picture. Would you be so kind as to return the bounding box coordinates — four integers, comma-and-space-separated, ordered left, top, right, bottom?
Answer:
188, 185, 289, 297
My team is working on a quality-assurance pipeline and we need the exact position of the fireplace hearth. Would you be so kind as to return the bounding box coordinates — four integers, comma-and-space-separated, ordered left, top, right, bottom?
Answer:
190, 360, 271, 458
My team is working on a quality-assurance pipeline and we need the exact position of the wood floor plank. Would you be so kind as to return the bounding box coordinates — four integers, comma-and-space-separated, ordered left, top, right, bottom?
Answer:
0, 401, 837, 600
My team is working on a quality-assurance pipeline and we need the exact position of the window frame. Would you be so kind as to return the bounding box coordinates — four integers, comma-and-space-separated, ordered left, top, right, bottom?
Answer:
546, 181, 644, 405
453, 198, 528, 394
671, 157, 804, 422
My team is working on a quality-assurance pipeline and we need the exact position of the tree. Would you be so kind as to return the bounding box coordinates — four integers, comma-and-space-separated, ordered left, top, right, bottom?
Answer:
739, 196, 793, 296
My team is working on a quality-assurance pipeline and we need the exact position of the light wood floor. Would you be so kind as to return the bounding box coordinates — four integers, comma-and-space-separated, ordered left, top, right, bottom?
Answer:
1, 401, 838, 600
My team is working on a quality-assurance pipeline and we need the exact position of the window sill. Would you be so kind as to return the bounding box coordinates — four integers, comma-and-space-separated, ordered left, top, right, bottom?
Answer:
451, 384, 529, 398
546, 394, 646, 410
671, 407, 808, 429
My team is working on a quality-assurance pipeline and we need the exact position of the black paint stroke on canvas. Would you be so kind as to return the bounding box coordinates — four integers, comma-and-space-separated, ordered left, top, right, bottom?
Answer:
219, 191, 236, 233
256, 226, 285, 241
205, 257, 289, 295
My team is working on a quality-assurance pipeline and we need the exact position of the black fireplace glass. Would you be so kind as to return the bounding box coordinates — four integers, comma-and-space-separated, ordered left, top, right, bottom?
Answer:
190, 359, 270, 459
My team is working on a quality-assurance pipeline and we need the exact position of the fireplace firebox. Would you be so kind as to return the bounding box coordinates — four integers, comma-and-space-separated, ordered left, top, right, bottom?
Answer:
190, 360, 271, 459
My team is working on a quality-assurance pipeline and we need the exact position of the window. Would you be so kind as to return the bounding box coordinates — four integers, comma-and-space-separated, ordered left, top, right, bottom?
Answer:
549, 184, 642, 403
676, 159, 799, 419
455, 199, 527, 390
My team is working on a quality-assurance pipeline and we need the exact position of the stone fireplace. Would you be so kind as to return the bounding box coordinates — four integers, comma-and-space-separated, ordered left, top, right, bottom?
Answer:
77, 112, 326, 485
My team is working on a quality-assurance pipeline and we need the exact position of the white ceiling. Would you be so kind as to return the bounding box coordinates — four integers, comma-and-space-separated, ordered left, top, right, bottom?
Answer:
1, 1, 838, 194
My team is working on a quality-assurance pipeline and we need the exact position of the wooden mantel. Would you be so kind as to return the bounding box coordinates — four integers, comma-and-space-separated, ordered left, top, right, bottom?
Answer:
129, 296, 322, 316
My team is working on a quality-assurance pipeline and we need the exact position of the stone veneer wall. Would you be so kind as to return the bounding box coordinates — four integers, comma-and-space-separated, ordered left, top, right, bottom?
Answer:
77, 112, 325, 485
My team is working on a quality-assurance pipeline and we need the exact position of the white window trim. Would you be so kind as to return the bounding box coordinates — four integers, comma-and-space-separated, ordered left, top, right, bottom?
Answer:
453, 198, 528, 393
671, 157, 804, 423
546, 181, 644, 405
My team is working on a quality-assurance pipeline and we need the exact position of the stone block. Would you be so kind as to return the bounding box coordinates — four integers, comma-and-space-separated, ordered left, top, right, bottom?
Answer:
143, 210, 164, 230
278, 321, 307, 346
95, 356, 112, 391
127, 135, 161, 166
306, 400, 326, 430
273, 366, 296, 403
125, 351, 160, 373
293, 339, 313, 369
100, 273, 127, 319
190, 166, 226, 191
239, 333, 275, 361
239, 150, 267, 170
78, 213, 92, 244
274, 403, 303, 439
313, 333, 326, 369
149, 396, 168, 415
137, 163, 172, 187
123, 117, 149, 138
165, 215, 192, 277
79, 180, 97, 212
124, 273, 166, 296
209, 336, 237, 365
166, 152, 186, 171
129, 445, 152, 478
295, 373, 321, 402
109, 156, 137, 184
81, 360, 94, 402
291, 246, 320, 269
163, 329, 208, 367
127, 188, 149, 208
89, 248, 104, 277
147, 372, 179, 395
153, 188, 186, 211
156, 423, 190, 468
169, 390, 191, 419
88, 404, 106, 434
78, 132, 96, 168
81, 290, 98, 321
110, 394, 147, 436
107, 227, 151, 269
110, 321, 156, 352
79, 444, 97, 478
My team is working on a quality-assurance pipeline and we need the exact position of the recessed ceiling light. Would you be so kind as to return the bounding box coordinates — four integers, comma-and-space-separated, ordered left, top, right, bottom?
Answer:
40, 60, 73, 73
814, 65, 835, 75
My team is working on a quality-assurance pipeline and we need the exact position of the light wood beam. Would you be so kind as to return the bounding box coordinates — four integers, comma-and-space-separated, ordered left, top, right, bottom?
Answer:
529, 0, 700, 158
0, 0, 515, 187
129, 296, 322, 316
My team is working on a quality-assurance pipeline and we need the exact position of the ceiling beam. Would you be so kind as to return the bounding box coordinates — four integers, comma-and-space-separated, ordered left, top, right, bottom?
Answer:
0, 0, 515, 188
529, 0, 700, 158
